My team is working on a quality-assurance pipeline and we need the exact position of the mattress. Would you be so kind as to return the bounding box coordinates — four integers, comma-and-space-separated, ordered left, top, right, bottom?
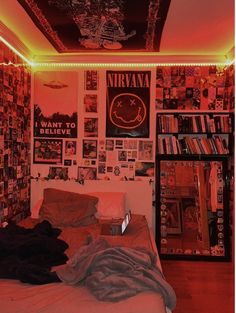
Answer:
0, 215, 172, 313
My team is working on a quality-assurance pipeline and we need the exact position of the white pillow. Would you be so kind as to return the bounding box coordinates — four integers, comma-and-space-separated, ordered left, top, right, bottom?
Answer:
31, 198, 43, 219
89, 192, 126, 220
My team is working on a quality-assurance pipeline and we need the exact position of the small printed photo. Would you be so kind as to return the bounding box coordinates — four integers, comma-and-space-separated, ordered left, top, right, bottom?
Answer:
124, 140, 137, 150
84, 94, 98, 112
98, 163, 106, 174
115, 140, 123, 147
83, 140, 97, 159
64, 159, 72, 166
48, 167, 69, 180
118, 150, 127, 161
84, 118, 98, 137
84, 70, 98, 90
135, 162, 155, 177
138, 140, 153, 161
0, 181, 4, 197
107, 166, 113, 173
105, 139, 114, 151
65, 140, 76, 157
99, 151, 106, 162
78, 166, 97, 180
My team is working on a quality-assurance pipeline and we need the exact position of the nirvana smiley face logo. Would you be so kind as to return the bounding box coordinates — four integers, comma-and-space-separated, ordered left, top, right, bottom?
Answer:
109, 93, 146, 129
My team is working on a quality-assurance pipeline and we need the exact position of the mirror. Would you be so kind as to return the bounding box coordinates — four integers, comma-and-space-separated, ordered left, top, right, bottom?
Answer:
157, 159, 230, 260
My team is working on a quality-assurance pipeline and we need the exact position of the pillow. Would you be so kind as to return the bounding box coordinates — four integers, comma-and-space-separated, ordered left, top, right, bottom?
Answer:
39, 188, 98, 227
31, 198, 43, 219
89, 192, 126, 220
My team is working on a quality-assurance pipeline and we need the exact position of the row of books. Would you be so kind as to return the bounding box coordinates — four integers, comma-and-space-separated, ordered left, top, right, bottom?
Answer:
157, 135, 229, 155
157, 114, 232, 133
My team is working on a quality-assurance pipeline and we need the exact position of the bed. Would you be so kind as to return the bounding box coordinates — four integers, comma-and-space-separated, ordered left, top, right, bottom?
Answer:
0, 182, 176, 313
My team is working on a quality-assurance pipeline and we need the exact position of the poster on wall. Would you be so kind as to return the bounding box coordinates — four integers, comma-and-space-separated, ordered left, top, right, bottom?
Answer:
106, 71, 150, 138
34, 72, 78, 138
33, 139, 62, 164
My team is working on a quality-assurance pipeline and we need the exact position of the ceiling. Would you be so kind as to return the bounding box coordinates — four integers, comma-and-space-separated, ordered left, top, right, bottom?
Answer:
0, 0, 234, 63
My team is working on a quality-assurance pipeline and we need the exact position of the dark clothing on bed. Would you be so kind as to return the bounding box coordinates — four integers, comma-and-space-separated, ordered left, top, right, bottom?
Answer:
0, 220, 68, 284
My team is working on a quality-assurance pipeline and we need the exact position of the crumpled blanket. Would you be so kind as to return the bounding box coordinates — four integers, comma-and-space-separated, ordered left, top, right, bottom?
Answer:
56, 239, 176, 310
0, 220, 68, 284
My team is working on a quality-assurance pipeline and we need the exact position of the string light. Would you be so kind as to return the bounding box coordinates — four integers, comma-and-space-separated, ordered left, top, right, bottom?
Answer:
32, 62, 230, 68
0, 36, 33, 65
0, 36, 233, 68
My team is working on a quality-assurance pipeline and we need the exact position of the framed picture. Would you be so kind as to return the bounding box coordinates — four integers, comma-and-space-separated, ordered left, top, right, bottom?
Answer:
83, 140, 97, 159
33, 139, 62, 164
135, 162, 154, 177
77, 167, 97, 181
48, 167, 69, 180
165, 199, 182, 235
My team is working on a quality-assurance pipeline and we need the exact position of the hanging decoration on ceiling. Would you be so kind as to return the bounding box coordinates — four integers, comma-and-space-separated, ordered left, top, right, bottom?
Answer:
17, 0, 171, 53
106, 70, 151, 138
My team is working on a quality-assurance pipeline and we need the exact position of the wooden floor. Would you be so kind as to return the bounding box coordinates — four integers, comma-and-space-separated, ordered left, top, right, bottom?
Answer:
161, 260, 234, 313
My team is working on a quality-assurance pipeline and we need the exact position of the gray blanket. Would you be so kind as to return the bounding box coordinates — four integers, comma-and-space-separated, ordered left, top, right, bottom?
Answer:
56, 239, 176, 310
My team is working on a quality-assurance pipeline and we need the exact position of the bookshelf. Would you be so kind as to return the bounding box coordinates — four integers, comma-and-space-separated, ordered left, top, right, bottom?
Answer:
155, 111, 233, 260
156, 112, 233, 157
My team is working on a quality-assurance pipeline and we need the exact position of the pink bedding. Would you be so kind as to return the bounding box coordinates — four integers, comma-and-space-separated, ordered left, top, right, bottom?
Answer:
0, 215, 173, 313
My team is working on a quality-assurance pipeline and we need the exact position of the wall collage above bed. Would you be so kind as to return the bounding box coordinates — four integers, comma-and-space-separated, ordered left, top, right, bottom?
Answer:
31, 65, 233, 185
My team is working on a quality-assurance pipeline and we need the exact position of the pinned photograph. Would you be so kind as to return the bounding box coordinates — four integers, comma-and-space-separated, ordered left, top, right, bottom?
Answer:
78, 166, 97, 181
105, 139, 114, 151
135, 162, 155, 177
84, 70, 98, 90
65, 140, 76, 157
83, 140, 97, 159
0, 182, 4, 197
118, 150, 127, 161
84, 94, 98, 113
84, 118, 98, 137
99, 151, 106, 162
48, 167, 69, 180
138, 140, 153, 160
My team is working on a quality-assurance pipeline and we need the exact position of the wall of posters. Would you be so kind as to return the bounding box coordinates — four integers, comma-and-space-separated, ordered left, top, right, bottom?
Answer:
34, 71, 78, 138
106, 71, 151, 138
31, 66, 233, 200
0, 40, 31, 225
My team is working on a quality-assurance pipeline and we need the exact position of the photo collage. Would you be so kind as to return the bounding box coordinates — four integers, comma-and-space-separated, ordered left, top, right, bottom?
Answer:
0, 42, 31, 224
33, 70, 155, 182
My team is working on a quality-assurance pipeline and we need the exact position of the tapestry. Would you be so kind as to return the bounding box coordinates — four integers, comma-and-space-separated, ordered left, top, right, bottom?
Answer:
17, 0, 171, 52
106, 70, 150, 138
34, 71, 78, 138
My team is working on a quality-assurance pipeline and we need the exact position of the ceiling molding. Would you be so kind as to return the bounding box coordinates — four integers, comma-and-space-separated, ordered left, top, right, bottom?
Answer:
32, 53, 228, 65
0, 21, 32, 60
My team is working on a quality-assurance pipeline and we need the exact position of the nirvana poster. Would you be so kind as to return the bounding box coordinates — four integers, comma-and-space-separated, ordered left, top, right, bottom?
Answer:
106, 71, 150, 138
34, 72, 78, 138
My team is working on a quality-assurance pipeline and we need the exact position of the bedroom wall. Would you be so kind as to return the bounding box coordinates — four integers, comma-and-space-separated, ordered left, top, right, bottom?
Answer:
0, 41, 31, 225
31, 65, 232, 222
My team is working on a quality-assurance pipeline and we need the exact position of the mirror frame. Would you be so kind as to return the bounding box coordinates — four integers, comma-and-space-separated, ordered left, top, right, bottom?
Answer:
155, 156, 231, 261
